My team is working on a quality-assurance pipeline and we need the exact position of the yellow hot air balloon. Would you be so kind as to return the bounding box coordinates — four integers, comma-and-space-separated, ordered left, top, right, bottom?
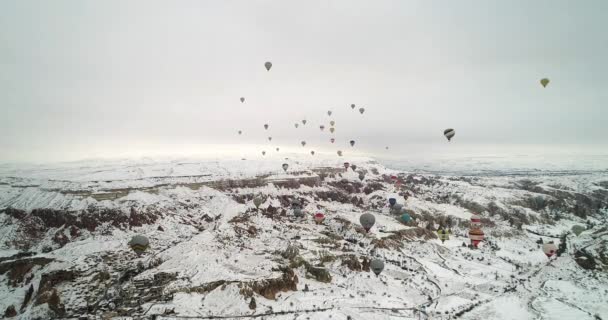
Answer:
540, 78, 550, 88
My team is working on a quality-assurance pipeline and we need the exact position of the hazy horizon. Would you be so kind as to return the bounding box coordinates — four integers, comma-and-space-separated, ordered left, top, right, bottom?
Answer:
1, 1, 607, 163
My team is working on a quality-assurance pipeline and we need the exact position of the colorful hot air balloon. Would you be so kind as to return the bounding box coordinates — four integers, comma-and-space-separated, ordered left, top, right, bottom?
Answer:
469, 228, 484, 248
349, 140, 355, 147
264, 61, 272, 71
282, 163, 289, 172
310, 150, 315, 156
359, 213, 376, 232
444, 128, 455, 141
314, 213, 325, 224
129, 235, 149, 254
320, 125, 325, 131
542, 243, 557, 258
337, 150, 343, 156
330, 138, 335, 143
301, 141, 306, 147
540, 78, 550, 88
330, 127, 335, 133
330, 120, 335, 126
370, 259, 384, 276
327, 110, 332, 116
253, 196, 263, 209
470, 214, 482, 228
344, 162, 350, 170
400, 213, 411, 223
264, 124, 269, 130
437, 228, 450, 243
351, 104, 355, 109
240, 97, 245, 103
359, 108, 365, 114
390, 175, 397, 182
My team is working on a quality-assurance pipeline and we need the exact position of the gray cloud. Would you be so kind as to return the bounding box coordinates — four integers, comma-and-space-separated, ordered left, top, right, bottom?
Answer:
1, 0, 607, 162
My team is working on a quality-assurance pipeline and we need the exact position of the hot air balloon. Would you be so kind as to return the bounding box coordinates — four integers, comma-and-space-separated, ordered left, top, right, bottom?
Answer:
314, 213, 325, 224
388, 198, 397, 207
293, 208, 304, 218
437, 228, 450, 243
129, 235, 149, 254
301, 141, 306, 147
390, 204, 403, 215
282, 163, 289, 172
327, 110, 332, 116
349, 140, 355, 147
330, 127, 335, 133
370, 259, 384, 276
262, 151, 266, 156
268, 137, 272, 141
540, 78, 550, 88
470, 214, 482, 228
359, 213, 375, 232
295, 123, 299, 128
330, 138, 335, 143
311, 150, 315, 156
276, 147, 280, 152
238, 130, 242, 135
240, 97, 245, 103
337, 150, 343, 156
359, 108, 365, 114
469, 228, 484, 248
390, 175, 397, 182
572, 225, 585, 236
253, 196, 263, 209
330, 121, 335, 126
351, 164, 357, 171
542, 243, 558, 258
385, 146, 389, 150
358, 172, 365, 181
400, 213, 411, 223
344, 162, 350, 170
264, 124, 269, 130
302, 119, 307, 125
444, 128, 455, 141
351, 104, 355, 109
320, 125, 325, 131
264, 61, 272, 71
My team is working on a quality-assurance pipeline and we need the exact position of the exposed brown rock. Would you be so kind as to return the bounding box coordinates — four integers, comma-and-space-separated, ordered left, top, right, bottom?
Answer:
4, 305, 17, 317
0, 257, 54, 287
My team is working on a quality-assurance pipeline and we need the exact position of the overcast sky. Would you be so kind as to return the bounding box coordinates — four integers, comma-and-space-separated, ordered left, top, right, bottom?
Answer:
1, 1, 607, 162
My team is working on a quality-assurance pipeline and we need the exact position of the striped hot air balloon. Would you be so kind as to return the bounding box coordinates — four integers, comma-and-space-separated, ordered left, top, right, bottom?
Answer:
470, 214, 482, 228
129, 235, 149, 255
469, 228, 484, 248
542, 243, 558, 258
314, 213, 325, 224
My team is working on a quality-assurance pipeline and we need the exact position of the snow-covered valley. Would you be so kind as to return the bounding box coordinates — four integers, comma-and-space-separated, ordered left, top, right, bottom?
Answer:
0, 156, 607, 320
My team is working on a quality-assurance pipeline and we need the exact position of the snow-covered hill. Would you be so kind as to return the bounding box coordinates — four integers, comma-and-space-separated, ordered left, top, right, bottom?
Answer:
0, 156, 607, 320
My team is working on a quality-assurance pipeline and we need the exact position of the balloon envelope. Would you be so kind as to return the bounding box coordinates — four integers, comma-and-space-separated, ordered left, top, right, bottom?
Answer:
301, 141, 306, 147
327, 110, 332, 116
444, 128, 455, 141
253, 196, 263, 208
350, 140, 355, 147
264, 124, 269, 130
314, 213, 325, 224
330, 127, 335, 133
540, 78, 550, 87
388, 198, 397, 207
264, 61, 272, 71
400, 213, 411, 223
240, 97, 245, 103
330, 121, 335, 126
542, 243, 558, 257
282, 163, 289, 171
129, 235, 149, 254
359, 213, 376, 232
370, 259, 384, 275
337, 150, 343, 156
359, 108, 365, 114
572, 225, 585, 236
351, 104, 355, 109
311, 150, 315, 155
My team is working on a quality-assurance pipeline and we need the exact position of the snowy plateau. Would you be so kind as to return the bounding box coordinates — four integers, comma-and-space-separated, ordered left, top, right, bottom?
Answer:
0, 155, 607, 320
